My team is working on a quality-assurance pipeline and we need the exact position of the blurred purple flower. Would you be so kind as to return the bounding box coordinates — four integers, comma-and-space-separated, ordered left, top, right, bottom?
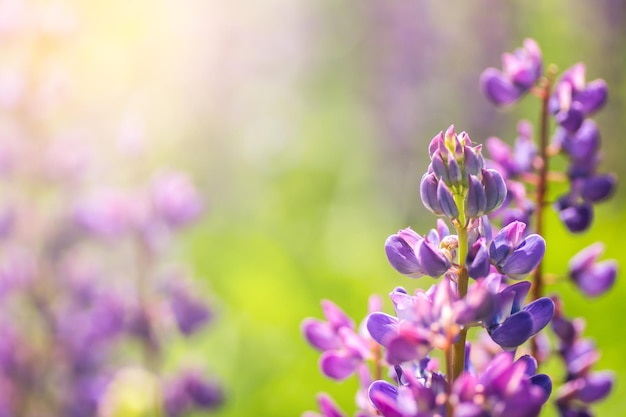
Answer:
480, 39, 542, 106
549, 63, 608, 132
568, 243, 617, 297
151, 171, 204, 229
163, 370, 223, 417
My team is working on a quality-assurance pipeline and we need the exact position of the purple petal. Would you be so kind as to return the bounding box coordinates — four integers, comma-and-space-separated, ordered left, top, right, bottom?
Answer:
523, 297, 555, 335
480, 68, 524, 106
490, 221, 526, 265
489, 311, 534, 349
486, 136, 515, 174
577, 372, 613, 403
420, 173, 443, 215
302, 319, 340, 351
500, 234, 546, 279
448, 157, 462, 185
569, 243, 603, 275
500, 280, 532, 314
466, 239, 491, 279
417, 239, 450, 277
321, 300, 355, 330
437, 180, 458, 219
366, 312, 398, 345
463, 146, 484, 176
455, 403, 489, 417
530, 374, 552, 400
465, 175, 487, 218
319, 351, 357, 380
575, 79, 608, 115
384, 234, 424, 278
317, 393, 347, 417
368, 381, 402, 417
558, 202, 593, 233
497, 388, 545, 417
573, 260, 617, 297
581, 174, 616, 203
562, 120, 600, 160
431, 151, 450, 184
386, 334, 423, 365
555, 103, 585, 133
483, 169, 507, 214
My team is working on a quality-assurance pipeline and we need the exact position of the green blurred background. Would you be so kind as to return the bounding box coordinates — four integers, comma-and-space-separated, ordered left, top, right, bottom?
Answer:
8, 0, 626, 416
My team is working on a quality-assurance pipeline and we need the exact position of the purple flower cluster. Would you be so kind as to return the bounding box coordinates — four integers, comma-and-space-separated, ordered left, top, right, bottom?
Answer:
551, 297, 613, 416
480, 39, 542, 106
481, 42, 615, 234
303, 38, 617, 417
550, 64, 614, 233
0, 3, 222, 416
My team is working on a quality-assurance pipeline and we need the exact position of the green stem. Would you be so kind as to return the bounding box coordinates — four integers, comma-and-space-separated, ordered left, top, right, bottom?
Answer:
531, 72, 554, 360
451, 211, 469, 382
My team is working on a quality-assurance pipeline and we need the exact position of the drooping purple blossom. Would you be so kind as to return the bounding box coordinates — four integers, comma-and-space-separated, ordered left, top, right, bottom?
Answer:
488, 221, 545, 279
551, 297, 614, 416
451, 352, 551, 417
163, 370, 223, 417
568, 243, 617, 297
481, 277, 554, 350
302, 299, 375, 380
384, 227, 451, 279
549, 63, 608, 133
480, 39, 542, 106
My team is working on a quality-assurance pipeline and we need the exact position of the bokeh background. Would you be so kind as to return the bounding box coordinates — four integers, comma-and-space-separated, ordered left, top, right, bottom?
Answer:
2, 0, 626, 416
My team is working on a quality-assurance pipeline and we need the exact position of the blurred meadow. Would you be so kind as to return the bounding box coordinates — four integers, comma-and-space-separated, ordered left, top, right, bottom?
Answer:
1, 0, 626, 416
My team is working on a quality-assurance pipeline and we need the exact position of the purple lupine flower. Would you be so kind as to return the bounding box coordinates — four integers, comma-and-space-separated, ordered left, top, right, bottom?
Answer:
384, 227, 451, 279
486, 120, 536, 179
553, 120, 600, 169
302, 393, 348, 417
367, 278, 462, 365
302, 300, 373, 380
549, 63, 608, 132
481, 277, 554, 350
427, 126, 485, 187
551, 119, 616, 233
368, 359, 446, 417
568, 243, 617, 297
480, 39, 542, 106
465, 238, 490, 279
302, 299, 355, 352
73, 190, 138, 239
551, 297, 614, 416
151, 171, 204, 229
489, 221, 545, 279
167, 281, 213, 336
554, 197, 593, 234
451, 352, 551, 417
163, 371, 223, 417
464, 170, 507, 219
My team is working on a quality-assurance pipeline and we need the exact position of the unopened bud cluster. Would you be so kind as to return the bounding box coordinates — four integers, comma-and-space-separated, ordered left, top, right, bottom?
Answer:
421, 126, 507, 223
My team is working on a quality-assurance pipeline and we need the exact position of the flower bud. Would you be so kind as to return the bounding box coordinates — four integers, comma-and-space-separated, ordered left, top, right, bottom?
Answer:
483, 169, 507, 213
437, 180, 458, 220
465, 175, 487, 218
